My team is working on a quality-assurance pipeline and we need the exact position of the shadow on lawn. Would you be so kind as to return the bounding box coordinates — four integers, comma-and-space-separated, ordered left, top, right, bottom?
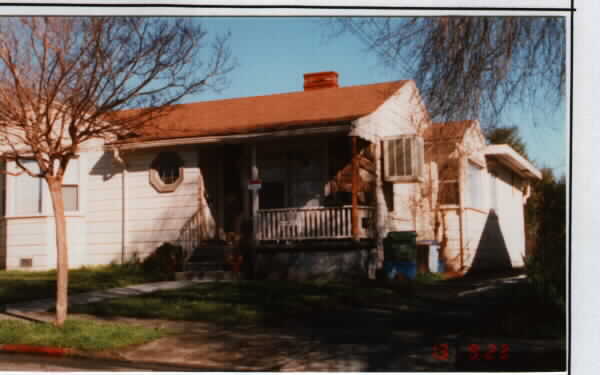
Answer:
69, 279, 565, 371
0, 265, 163, 306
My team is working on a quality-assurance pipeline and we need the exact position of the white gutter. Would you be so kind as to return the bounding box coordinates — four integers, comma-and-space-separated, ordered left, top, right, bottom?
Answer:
105, 124, 351, 151
485, 144, 542, 180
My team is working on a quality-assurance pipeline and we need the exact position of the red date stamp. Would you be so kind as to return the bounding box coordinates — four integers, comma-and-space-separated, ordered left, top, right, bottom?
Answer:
432, 344, 449, 361
433, 343, 510, 361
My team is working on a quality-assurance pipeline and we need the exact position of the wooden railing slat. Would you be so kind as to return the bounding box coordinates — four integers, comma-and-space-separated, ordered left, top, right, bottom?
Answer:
254, 205, 374, 242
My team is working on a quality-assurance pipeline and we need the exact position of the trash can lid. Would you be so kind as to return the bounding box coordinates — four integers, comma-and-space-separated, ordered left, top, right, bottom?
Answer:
386, 231, 417, 240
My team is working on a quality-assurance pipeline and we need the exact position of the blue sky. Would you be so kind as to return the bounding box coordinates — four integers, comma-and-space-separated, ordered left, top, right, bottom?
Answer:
186, 17, 566, 176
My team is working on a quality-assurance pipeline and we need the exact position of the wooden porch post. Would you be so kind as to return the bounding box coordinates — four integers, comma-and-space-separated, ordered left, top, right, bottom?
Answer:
351, 136, 359, 241
241, 145, 250, 222
250, 143, 259, 245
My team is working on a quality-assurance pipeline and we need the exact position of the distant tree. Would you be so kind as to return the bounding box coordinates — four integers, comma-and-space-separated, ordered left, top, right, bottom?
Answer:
484, 125, 529, 159
0, 17, 234, 326
329, 17, 565, 125
525, 168, 566, 308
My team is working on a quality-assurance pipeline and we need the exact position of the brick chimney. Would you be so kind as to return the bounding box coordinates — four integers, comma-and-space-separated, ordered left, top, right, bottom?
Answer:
303, 71, 339, 90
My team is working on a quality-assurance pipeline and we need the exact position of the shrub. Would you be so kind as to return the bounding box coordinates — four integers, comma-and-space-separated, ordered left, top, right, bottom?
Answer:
142, 243, 184, 280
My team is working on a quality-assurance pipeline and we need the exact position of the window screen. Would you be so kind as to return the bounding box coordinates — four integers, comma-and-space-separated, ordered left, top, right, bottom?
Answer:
14, 160, 42, 215
384, 136, 423, 181
0, 161, 5, 216
63, 158, 80, 212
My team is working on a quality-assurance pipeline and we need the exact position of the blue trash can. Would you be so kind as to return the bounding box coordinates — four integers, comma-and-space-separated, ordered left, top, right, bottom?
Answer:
384, 261, 417, 280
384, 232, 418, 280
438, 259, 445, 273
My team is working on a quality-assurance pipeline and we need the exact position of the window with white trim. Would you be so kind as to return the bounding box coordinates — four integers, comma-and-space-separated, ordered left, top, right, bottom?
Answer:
13, 158, 80, 215
149, 152, 184, 193
383, 136, 424, 182
62, 158, 80, 212
438, 159, 459, 205
14, 160, 42, 215
0, 160, 6, 216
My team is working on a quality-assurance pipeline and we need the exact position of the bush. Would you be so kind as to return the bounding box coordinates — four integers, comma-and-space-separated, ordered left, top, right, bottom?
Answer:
142, 243, 184, 280
524, 170, 566, 312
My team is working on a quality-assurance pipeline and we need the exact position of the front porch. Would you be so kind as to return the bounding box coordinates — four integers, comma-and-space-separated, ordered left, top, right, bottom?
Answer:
177, 132, 379, 260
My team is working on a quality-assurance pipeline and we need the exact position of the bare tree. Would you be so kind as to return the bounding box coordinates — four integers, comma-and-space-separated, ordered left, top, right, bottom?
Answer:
329, 17, 565, 125
0, 17, 234, 326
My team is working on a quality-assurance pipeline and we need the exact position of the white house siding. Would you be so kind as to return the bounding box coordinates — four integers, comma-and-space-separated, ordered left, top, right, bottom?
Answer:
351, 81, 431, 142
46, 216, 87, 269
463, 209, 491, 270
124, 147, 200, 259
489, 163, 527, 267
4, 217, 50, 270
438, 208, 463, 272
0, 163, 5, 267
388, 183, 418, 232
0, 220, 5, 269
85, 150, 125, 265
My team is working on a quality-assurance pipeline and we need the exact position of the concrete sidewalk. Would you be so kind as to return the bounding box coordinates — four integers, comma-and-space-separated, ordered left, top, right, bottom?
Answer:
3, 280, 208, 316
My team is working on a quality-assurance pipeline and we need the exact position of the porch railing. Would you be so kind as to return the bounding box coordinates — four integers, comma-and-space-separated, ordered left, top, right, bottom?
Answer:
178, 205, 376, 258
256, 205, 375, 241
177, 212, 203, 261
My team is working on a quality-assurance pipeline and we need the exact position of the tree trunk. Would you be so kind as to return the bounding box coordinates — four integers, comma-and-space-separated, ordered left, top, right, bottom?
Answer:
374, 141, 386, 270
47, 177, 69, 327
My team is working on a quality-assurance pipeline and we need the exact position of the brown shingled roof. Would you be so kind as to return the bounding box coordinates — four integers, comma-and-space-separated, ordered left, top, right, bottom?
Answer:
116, 80, 408, 144
424, 120, 475, 141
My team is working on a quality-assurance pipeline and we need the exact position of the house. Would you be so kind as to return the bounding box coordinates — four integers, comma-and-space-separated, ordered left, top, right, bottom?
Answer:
0, 71, 541, 278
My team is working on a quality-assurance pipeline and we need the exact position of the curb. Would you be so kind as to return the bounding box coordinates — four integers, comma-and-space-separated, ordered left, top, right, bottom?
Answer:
0, 344, 74, 356
0, 343, 275, 371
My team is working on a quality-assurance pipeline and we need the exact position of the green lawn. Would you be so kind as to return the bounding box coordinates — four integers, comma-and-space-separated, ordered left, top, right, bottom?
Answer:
70, 280, 409, 325
0, 319, 166, 351
0, 263, 164, 305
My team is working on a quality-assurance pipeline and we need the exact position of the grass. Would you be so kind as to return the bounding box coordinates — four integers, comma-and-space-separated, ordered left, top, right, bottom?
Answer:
0, 319, 166, 351
0, 263, 164, 305
465, 281, 566, 339
70, 280, 410, 325
414, 272, 445, 284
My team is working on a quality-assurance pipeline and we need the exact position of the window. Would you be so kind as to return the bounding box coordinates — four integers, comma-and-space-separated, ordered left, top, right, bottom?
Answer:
149, 152, 184, 193
383, 136, 424, 181
14, 160, 42, 215
62, 158, 80, 212
0, 160, 5, 216
438, 159, 459, 205
467, 162, 485, 209
13, 158, 80, 216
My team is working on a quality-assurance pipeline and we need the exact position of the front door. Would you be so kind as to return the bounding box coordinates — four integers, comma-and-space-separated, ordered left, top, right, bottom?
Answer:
288, 149, 323, 207
257, 139, 325, 209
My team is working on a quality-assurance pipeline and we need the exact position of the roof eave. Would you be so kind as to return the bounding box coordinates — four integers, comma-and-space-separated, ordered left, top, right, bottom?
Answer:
107, 122, 352, 151
485, 144, 542, 180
